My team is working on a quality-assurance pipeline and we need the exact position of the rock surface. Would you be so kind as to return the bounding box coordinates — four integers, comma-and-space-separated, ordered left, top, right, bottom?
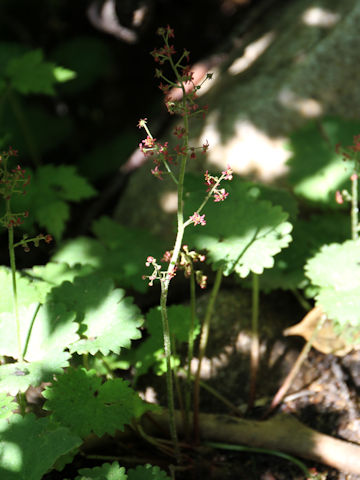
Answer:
115, 0, 360, 238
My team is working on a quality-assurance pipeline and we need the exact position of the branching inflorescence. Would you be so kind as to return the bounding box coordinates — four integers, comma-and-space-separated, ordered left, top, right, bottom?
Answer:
137, 25, 232, 460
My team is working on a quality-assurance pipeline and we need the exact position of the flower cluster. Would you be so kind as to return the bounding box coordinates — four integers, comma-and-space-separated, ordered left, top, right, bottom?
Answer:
0, 149, 31, 202
16, 232, 53, 253
204, 165, 233, 202
0, 148, 32, 229
0, 147, 53, 249
137, 25, 213, 180
335, 135, 360, 205
143, 255, 177, 286
160, 245, 207, 289
336, 134, 360, 161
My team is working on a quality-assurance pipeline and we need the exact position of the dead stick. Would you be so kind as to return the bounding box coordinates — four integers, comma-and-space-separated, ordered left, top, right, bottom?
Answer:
145, 410, 360, 475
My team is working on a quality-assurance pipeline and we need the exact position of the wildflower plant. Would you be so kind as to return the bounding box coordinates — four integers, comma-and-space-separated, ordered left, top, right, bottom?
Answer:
305, 134, 360, 340
0, 148, 53, 362
138, 25, 232, 457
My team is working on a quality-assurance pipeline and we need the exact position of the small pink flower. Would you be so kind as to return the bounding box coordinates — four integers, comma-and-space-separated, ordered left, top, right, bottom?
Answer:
143, 136, 156, 148
222, 165, 233, 180
214, 189, 229, 202
204, 170, 214, 186
166, 25, 175, 38
137, 118, 147, 129
161, 250, 172, 262
151, 165, 164, 179
173, 126, 186, 138
146, 256, 155, 266
174, 144, 187, 156
351, 173, 358, 181
335, 190, 343, 204
190, 212, 206, 226
202, 140, 210, 153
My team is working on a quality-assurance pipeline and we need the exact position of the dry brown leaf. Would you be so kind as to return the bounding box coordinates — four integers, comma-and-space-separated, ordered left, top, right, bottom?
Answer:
283, 306, 359, 356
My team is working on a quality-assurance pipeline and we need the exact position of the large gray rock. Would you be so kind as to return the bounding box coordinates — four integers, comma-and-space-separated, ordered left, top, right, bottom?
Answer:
115, 0, 360, 238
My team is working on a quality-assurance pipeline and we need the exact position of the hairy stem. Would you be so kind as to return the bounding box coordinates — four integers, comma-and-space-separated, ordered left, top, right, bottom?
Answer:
184, 268, 196, 439
248, 273, 259, 410
193, 266, 223, 442
7, 204, 22, 361
265, 311, 327, 416
351, 171, 358, 240
160, 281, 180, 462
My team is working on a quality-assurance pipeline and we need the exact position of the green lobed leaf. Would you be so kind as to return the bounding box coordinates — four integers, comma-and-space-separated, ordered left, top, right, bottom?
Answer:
18, 164, 96, 240
25, 262, 94, 291
92, 216, 167, 292
305, 240, 360, 329
287, 117, 360, 204
0, 353, 72, 395
0, 267, 47, 312
48, 274, 143, 356
184, 177, 292, 278
5, 49, 75, 95
52, 218, 167, 292
35, 201, 69, 241
0, 393, 17, 420
256, 213, 349, 291
36, 165, 96, 202
0, 413, 81, 480
75, 462, 127, 480
53, 66, 76, 83
146, 305, 200, 343
127, 464, 171, 480
121, 305, 200, 378
51, 237, 107, 268
305, 240, 360, 291
0, 302, 78, 361
43, 368, 157, 437
0, 42, 28, 78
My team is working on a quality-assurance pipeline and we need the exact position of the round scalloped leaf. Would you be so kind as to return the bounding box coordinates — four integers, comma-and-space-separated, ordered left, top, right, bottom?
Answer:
0, 267, 47, 312
0, 413, 81, 480
52, 218, 167, 293
128, 464, 171, 480
92, 216, 167, 292
43, 368, 157, 438
184, 179, 292, 278
146, 305, 200, 343
316, 287, 360, 330
76, 462, 127, 480
48, 274, 143, 356
124, 305, 200, 379
25, 262, 94, 290
0, 302, 78, 361
305, 240, 360, 291
0, 393, 17, 420
0, 353, 71, 395
287, 117, 360, 204
254, 213, 349, 291
52, 236, 107, 267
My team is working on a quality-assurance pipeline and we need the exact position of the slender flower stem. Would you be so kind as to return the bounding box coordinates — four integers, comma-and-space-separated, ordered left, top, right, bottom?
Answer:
7, 204, 22, 361
248, 273, 259, 410
160, 281, 180, 462
158, 69, 190, 462
193, 266, 223, 442
351, 172, 358, 240
184, 267, 196, 438
265, 311, 327, 416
